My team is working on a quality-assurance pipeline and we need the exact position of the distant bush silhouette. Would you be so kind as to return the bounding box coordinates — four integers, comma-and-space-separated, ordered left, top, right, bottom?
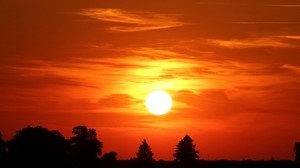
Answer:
174, 135, 199, 163
69, 125, 103, 161
294, 142, 300, 161
136, 139, 154, 162
102, 152, 117, 162
7, 126, 67, 164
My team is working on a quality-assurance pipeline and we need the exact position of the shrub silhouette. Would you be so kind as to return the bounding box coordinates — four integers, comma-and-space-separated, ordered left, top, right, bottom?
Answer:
102, 152, 117, 162
69, 125, 103, 161
136, 139, 154, 162
7, 126, 67, 163
174, 134, 199, 163
294, 142, 300, 161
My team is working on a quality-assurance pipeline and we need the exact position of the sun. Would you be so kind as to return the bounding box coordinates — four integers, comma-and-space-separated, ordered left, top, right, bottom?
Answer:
145, 90, 173, 115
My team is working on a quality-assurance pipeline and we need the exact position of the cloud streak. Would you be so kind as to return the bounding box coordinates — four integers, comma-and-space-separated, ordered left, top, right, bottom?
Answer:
281, 64, 300, 74
207, 37, 296, 49
273, 35, 300, 40
266, 4, 300, 7
78, 8, 186, 32
234, 22, 300, 25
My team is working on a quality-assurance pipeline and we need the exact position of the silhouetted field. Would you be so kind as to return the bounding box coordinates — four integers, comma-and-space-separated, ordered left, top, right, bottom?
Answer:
108, 160, 300, 168
1, 159, 299, 168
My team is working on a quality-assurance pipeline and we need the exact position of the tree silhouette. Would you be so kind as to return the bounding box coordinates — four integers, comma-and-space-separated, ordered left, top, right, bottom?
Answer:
0, 132, 6, 159
69, 125, 103, 161
174, 135, 199, 162
7, 126, 67, 163
294, 142, 300, 161
136, 139, 154, 161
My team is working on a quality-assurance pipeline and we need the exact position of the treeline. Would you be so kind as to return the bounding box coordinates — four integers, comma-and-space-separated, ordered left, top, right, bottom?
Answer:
0, 125, 199, 167
0, 125, 299, 168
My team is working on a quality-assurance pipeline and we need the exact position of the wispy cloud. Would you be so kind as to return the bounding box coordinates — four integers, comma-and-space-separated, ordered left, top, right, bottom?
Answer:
234, 22, 300, 25
98, 94, 139, 108
131, 48, 182, 59
207, 37, 295, 49
266, 4, 300, 7
78, 8, 185, 32
281, 64, 300, 74
273, 35, 300, 40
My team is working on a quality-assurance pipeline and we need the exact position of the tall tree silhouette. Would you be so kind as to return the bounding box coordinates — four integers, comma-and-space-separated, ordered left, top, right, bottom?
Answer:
7, 126, 67, 163
294, 142, 300, 161
174, 135, 199, 162
136, 139, 154, 161
0, 132, 6, 159
69, 125, 103, 161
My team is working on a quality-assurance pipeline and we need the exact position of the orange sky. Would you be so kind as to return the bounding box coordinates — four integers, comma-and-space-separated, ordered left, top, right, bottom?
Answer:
1, 0, 300, 161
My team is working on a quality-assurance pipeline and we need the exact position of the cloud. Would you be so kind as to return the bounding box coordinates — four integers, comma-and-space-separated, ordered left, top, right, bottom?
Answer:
239, 82, 300, 114
98, 94, 139, 108
131, 47, 182, 59
234, 22, 300, 25
174, 89, 246, 118
266, 4, 300, 7
1, 66, 96, 89
273, 35, 300, 40
281, 64, 300, 74
78, 8, 185, 32
207, 37, 295, 49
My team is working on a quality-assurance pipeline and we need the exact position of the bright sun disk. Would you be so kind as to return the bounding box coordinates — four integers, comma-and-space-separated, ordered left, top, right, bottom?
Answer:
145, 90, 172, 115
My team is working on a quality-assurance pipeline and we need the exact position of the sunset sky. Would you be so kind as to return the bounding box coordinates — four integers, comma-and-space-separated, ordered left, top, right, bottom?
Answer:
1, 0, 300, 161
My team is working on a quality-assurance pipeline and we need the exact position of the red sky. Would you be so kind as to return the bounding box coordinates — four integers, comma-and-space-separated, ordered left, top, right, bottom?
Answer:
1, 0, 300, 161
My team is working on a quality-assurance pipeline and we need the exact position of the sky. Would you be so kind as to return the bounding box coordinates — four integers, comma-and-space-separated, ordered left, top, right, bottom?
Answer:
1, 0, 300, 161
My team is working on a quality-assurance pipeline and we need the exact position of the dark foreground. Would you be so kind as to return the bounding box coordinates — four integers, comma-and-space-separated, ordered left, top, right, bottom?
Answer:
106, 160, 299, 168
1, 159, 299, 168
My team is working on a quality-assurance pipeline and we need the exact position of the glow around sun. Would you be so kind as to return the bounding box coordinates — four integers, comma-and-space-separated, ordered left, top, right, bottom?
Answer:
145, 90, 173, 115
